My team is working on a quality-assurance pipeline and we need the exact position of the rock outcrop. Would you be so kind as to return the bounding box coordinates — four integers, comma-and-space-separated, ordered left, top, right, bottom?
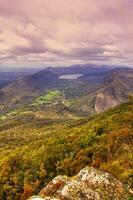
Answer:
95, 69, 133, 113
28, 167, 130, 200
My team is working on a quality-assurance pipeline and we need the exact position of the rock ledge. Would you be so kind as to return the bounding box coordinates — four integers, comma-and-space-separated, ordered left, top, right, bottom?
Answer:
28, 167, 129, 200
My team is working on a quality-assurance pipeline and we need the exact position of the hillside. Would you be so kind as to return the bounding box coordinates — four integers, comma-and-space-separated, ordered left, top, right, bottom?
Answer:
0, 100, 132, 199
62, 68, 133, 116
0, 70, 60, 111
95, 68, 133, 112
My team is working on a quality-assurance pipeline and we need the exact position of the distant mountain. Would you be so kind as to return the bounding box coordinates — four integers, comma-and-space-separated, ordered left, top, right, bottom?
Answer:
0, 70, 60, 109
0, 66, 132, 116
0, 68, 39, 89
64, 68, 133, 116
0, 64, 110, 89
0, 64, 109, 113
95, 68, 133, 112
47, 64, 112, 75
79, 71, 108, 84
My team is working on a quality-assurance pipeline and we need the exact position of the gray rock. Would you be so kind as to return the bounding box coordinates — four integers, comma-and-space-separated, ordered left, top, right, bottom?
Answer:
28, 167, 130, 200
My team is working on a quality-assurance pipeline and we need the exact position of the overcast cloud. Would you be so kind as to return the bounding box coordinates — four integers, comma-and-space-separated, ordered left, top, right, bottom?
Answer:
0, 0, 133, 67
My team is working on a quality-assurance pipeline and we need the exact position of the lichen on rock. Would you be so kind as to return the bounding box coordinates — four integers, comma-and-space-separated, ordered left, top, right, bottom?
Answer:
28, 167, 130, 200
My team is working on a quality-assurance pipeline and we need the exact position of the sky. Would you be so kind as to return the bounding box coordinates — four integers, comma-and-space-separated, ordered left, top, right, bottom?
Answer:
0, 0, 133, 68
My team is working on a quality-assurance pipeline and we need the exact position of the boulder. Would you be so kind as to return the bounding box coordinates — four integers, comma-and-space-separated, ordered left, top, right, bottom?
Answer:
28, 167, 130, 200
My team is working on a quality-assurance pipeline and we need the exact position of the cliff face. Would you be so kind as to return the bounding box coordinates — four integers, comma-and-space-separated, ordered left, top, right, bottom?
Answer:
95, 69, 133, 113
95, 92, 119, 113
28, 167, 130, 200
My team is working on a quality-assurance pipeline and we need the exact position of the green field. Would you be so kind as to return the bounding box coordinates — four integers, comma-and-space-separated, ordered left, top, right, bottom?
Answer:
33, 90, 61, 105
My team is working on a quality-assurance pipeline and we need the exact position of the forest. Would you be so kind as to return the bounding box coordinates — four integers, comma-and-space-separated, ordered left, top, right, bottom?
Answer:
0, 99, 132, 200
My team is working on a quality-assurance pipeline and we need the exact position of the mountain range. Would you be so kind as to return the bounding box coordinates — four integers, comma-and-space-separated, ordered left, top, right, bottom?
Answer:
0, 65, 132, 116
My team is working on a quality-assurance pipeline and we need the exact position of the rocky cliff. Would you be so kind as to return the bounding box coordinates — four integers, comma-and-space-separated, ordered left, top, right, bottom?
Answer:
28, 167, 131, 200
95, 69, 133, 112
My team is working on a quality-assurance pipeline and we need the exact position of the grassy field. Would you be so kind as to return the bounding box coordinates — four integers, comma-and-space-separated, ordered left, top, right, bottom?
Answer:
33, 90, 61, 105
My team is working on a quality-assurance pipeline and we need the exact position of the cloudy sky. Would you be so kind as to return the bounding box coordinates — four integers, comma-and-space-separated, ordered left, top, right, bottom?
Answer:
0, 0, 133, 68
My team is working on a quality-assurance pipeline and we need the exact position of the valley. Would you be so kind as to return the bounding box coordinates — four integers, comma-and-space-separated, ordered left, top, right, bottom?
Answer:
0, 65, 132, 118
0, 65, 132, 200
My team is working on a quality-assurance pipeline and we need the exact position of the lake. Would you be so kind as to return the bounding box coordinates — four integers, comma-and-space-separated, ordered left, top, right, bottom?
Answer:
59, 74, 82, 80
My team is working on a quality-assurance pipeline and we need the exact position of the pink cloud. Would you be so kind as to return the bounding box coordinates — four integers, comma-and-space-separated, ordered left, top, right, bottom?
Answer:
0, 0, 133, 67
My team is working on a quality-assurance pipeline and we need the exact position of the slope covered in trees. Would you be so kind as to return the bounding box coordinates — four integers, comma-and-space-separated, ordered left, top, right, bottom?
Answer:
0, 100, 132, 199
